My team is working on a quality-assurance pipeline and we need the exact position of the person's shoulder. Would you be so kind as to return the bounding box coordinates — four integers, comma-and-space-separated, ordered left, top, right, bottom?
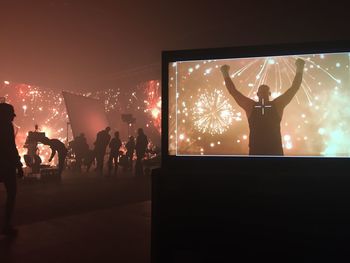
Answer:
0, 122, 13, 130
270, 99, 279, 105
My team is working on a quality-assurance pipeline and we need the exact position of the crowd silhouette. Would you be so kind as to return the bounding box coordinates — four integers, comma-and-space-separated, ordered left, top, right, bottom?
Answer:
0, 100, 156, 236
68, 127, 150, 176
18, 123, 153, 178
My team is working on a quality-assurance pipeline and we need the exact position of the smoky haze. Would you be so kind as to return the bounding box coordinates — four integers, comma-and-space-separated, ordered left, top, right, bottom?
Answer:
0, 0, 348, 92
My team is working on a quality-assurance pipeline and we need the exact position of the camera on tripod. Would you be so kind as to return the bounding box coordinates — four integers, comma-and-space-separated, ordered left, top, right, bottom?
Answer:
23, 131, 47, 173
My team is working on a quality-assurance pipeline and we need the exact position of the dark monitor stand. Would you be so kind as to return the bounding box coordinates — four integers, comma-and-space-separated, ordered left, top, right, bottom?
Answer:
151, 165, 350, 263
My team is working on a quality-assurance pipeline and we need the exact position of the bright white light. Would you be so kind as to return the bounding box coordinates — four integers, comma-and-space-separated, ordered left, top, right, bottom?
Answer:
205, 68, 212, 74
318, 128, 326, 135
286, 142, 293, 149
284, 135, 291, 141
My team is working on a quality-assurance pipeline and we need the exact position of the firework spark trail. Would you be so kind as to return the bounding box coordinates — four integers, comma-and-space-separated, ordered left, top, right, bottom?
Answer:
277, 60, 283, 91
296, 55, 342, 84
230, 60, 257, 79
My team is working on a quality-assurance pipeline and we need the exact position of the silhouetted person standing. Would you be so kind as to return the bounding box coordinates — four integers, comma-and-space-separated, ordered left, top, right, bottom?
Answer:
125, 136, 135, 171
72, 133, 89, 173
40, 137, 68, 179
0, 103, 23, 236
221, 58, 305, 155
135, 128, 148, 176
94, 127, 111, 175
108, 131, 122, 176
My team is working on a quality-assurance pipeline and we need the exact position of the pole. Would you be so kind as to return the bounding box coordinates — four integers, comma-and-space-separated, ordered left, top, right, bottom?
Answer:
66, 122, 70, 146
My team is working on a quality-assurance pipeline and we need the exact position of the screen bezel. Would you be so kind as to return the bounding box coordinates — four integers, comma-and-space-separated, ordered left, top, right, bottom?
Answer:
162, 40, 350, 173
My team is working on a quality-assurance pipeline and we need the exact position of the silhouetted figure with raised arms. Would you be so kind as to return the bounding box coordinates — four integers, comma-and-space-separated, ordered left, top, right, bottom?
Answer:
40, 137, 68, 179
221, 58, 305, 155
94, 127, 111, 175
0, 103, 23, 236
108, 131, 122, 176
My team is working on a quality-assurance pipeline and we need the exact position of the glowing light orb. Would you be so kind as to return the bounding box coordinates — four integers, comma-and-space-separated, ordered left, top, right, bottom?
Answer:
192, 89, 234, 135
284, 134, 291, 141
151, 108, 160, 118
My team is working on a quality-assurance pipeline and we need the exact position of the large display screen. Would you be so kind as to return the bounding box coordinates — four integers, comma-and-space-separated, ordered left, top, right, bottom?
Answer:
168, 51, 350, 157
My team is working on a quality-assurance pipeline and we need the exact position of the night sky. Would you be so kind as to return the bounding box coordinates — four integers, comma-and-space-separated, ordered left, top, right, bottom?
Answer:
0, 0, 348, 92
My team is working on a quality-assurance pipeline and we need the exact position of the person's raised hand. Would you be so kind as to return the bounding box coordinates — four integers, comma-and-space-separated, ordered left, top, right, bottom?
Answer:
295, 58, 305, 70
220, 64, 230, 74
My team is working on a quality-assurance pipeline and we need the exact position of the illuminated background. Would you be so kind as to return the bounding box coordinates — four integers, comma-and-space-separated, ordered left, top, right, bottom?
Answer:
169, 52, 350, 157
0, 80, 161, 166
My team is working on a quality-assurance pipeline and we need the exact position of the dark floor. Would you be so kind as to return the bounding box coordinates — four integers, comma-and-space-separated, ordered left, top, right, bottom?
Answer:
0, 170, 151, 263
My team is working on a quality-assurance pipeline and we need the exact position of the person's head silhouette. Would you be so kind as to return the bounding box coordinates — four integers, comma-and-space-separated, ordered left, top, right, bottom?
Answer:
105, 127, 111, 133
257, 85, 271, 102
0, 103, 16, 122
137, 128, 144, 136
114, 131, 119, 138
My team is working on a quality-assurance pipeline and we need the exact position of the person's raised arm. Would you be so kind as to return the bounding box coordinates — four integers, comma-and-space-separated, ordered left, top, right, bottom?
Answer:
48, 147, 56, 163
274, 58, 305, 109
220, 65, 254, 114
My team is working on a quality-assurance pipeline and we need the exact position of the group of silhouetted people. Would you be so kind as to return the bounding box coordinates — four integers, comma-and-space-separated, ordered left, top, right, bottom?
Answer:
70, 127, 149, 177
0, 101, 149, 237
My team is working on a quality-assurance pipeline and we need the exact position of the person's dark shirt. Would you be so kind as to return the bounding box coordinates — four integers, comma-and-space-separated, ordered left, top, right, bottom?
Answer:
109, 138, 122, 156
248, 101, 283, 155
0, 121, 22, 170
95, 130, 111, 152
126, 140, 135, 156
73, 136, 89, 156
48, 139, 67, 160
136, 134, 148, 155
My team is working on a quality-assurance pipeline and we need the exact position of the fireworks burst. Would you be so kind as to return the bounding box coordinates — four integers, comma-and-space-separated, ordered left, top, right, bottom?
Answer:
1, 79, 162, 166
193, 89, 234, 135
142, 80, 161, 133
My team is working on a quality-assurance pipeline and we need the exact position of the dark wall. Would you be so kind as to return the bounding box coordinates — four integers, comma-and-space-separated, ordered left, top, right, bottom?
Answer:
152, 166, 350, 262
